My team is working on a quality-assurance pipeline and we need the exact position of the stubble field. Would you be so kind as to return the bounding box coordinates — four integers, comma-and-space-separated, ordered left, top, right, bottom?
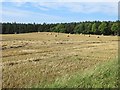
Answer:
1, 32, 118, 88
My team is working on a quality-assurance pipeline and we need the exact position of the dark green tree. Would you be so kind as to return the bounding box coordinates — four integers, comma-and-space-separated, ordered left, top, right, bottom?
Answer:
98, 22, 107, 35
111, 23, 119, 35
74, 23, 84, 34
92, 23, 97, 34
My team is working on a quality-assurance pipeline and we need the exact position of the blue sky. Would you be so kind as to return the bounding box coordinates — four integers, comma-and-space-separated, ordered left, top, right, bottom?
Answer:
2, 1, 118, 24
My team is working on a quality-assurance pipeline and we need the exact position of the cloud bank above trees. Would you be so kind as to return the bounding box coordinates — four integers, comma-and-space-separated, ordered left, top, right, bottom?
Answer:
1, 1, 118, 23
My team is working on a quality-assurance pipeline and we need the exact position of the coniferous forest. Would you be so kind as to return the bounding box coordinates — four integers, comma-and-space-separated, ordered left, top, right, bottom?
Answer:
2, 21, 120, 36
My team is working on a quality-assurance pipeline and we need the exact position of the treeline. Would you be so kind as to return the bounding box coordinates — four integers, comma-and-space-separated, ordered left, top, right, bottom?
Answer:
2, 21, 120, 35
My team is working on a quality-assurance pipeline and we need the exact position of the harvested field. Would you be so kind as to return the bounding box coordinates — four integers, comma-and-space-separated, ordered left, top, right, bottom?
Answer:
1, 32, 118, 88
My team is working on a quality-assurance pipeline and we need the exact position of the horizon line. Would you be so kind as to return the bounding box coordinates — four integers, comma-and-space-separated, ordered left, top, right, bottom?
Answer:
1, 20, 118, 24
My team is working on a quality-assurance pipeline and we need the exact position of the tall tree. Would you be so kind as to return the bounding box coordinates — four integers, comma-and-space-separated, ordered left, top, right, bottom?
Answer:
54, 24, 65, 33
92, 23, 97, 34
111, 23, 119, 35
98, 22, 107, 35
74, 23, 84, 34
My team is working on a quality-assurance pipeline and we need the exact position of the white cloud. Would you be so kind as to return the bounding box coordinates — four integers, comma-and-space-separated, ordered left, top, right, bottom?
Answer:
31, 3, 49, 11
11, 2, 26, 6
2, 7, 33, 17
34, 2, 117, 15
1, 0, 119, 2
67, 3, 117, 14
2, 2, 118, 14
2, 7, 68, 23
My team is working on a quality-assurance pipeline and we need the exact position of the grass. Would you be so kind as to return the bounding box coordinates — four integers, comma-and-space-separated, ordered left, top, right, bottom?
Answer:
1, 32, 118, 88
43, 58, 118, 88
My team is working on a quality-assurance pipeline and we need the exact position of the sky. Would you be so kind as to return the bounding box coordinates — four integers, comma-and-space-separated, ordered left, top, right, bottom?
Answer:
1, 0, 119, 24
